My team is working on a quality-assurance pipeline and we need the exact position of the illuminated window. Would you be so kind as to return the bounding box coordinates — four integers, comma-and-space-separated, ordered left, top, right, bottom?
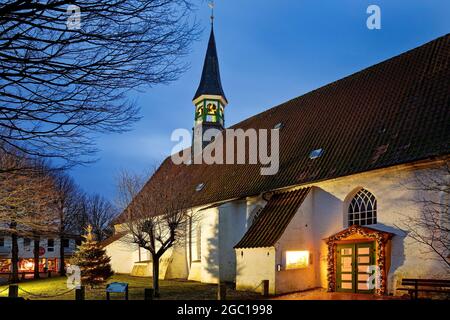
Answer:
286, 251, 310, 269
348, 189, 377, 226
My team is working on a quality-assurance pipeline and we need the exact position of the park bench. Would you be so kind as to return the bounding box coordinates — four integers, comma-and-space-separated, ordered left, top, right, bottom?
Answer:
397, 278, 450, 299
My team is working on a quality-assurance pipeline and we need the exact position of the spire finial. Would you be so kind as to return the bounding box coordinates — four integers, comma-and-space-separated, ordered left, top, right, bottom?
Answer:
208, 1, 215, 26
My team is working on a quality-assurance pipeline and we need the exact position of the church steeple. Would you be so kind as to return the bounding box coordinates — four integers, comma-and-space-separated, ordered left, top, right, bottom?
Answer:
192, 9, 228, 152
193, 27, 227, 104
192, 16, 227, 131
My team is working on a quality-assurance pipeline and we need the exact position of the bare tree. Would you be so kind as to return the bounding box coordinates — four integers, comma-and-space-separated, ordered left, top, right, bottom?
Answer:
51, 171, 83, 275
0, 0, 197, 166
83, 194, 117, 242
116, 168, 193, 297
0, 152, 58, 282
397, 160, 450, 271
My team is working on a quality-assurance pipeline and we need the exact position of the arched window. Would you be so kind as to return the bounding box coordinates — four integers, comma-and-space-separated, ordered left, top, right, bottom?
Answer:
348, 189, 377, 226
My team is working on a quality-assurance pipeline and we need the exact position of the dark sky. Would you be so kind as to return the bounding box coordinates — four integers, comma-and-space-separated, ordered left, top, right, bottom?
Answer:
69, 0, 450, 202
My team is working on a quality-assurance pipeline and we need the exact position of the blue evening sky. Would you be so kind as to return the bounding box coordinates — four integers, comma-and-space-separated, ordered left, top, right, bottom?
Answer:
70, 0, 450, 201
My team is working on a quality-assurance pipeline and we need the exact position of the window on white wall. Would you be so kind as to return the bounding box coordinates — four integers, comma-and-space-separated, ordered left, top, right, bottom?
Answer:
348, 189, 377, 226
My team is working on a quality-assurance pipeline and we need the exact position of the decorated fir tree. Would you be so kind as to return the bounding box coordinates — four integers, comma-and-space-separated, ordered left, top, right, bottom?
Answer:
71, 225, 113, 287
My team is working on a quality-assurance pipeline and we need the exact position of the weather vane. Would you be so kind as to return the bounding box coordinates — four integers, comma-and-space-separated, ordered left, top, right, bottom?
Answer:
208, 1, 215, 25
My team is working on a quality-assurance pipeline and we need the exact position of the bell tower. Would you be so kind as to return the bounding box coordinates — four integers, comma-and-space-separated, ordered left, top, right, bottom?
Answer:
192, 3, 227, 151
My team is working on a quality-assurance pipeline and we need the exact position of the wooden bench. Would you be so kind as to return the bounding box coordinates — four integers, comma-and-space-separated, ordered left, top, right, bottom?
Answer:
397, 278, 450, 299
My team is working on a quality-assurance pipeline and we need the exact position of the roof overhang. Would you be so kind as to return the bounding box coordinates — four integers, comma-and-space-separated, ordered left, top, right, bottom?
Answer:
324, 224, 395, 244
193, 94, 228, 107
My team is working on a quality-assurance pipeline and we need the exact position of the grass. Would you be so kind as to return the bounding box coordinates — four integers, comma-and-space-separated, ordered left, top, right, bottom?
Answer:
0, 274, 262, 300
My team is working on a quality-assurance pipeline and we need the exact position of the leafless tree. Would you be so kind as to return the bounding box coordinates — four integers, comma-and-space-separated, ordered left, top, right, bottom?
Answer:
83, 194, 117, 242
396, 160, 450, 271
0, 151, 59, 282
0, 0, 198, 167
116, 168, 193, 297
51, 171, 84, 275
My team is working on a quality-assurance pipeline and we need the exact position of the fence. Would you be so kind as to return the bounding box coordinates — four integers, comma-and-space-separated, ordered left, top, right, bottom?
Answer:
0, 284, 154, 300
1, 280, 270, 300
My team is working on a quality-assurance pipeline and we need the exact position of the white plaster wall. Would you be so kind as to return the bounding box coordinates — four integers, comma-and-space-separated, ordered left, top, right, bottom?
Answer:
218, 200, 248, 282
236, 247, 276, 294
165, 244, 189, 279
199, 207, 220, 283
105, 236, 139, 274
274, 191, 318, 294
188, 200, 249, 284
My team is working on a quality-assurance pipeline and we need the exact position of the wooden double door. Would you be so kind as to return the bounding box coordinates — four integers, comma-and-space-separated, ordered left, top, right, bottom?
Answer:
336, 242, 376, 293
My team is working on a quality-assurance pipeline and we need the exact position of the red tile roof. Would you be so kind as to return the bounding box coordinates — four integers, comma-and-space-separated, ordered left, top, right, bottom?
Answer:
235, 188, 311, 248
118, 34, 450, 223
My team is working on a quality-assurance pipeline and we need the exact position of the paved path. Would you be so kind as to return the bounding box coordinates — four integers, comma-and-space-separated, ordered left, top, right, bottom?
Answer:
272, 288, 405, 300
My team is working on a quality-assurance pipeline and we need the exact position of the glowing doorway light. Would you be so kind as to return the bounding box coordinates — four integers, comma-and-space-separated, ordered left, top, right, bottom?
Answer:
286, 251, 309, 269
23, 260, 34, 271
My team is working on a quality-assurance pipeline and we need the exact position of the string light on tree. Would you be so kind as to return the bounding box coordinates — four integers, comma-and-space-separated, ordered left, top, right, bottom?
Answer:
70, 225, 113, 288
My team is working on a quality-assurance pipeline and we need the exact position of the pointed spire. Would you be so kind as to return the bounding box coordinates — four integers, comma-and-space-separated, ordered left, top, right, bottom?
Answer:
209, 0, 215, 26
193, 25, 227, 103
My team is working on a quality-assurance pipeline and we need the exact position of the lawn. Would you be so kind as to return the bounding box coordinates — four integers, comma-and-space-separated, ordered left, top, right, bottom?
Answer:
0, 274, 262, 300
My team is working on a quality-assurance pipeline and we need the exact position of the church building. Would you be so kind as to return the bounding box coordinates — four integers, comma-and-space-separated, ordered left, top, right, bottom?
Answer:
104, 23, 450, 296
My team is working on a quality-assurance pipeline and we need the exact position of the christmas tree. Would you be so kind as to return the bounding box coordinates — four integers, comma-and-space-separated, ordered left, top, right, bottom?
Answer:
71, 225, 113, 287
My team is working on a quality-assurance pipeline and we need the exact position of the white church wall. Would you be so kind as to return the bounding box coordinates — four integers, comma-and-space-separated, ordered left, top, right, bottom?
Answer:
218, 200, 248, 282
273, 191, 318, 294
236, 247, 276, 294
188, 200, 249, 284
199, 207, 220, 283
105, 236, 139, 274
165, 244, 189, 279
310, 186, 349, 289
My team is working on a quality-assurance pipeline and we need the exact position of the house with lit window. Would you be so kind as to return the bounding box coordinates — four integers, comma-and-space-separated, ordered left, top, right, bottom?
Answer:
104, 29, 450, 295
0, 235, 80, 277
